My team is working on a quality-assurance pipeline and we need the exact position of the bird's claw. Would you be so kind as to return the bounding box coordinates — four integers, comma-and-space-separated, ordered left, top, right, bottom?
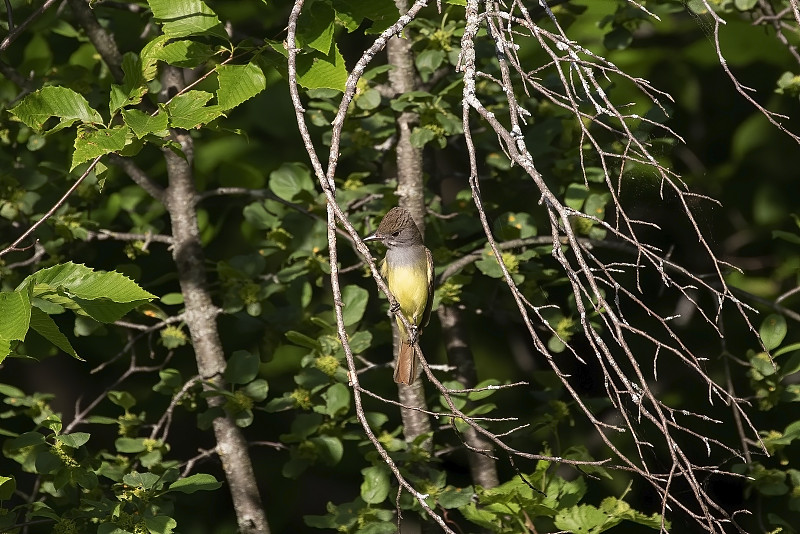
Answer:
408, 326, 419, 345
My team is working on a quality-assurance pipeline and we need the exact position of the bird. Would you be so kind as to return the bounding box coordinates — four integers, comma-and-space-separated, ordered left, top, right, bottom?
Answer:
364, 207, 434, 385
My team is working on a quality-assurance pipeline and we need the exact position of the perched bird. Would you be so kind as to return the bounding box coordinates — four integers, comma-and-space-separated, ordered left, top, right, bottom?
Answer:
364, 207, 434, 385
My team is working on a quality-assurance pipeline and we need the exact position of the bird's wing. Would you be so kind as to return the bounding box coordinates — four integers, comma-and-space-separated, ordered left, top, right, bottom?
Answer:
420, 246, 434, 330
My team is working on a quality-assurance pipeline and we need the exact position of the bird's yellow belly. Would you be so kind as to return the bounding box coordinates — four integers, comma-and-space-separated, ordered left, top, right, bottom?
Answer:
384, 263, 428, 330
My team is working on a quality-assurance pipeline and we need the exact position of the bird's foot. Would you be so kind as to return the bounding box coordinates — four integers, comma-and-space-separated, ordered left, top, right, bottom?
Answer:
408, 326, 419, 345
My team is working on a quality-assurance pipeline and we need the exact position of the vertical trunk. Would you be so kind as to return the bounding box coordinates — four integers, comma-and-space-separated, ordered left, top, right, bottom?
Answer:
438, 306, 499, 489
387, 0, 433, 451
162, 67, 270, 534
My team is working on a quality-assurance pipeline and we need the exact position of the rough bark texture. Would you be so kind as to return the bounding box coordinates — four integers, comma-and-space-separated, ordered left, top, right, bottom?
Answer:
387, 0, 433, 451
161, 67, 270, 534
438, 305, 500, 489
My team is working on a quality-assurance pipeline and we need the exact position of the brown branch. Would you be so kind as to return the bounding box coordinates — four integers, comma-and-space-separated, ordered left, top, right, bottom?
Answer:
108, 154, 166, 203
67, 0, 124, 82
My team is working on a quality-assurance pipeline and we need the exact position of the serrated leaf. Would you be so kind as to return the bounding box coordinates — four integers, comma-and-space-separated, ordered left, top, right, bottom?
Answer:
166, 90, 223, 129
20, 262, 156, 323
122, 108, 169, 138
156, 40, 214, 67
216, 63, 267, 110
71, 125, 130, 171
9, 86, 102, 132
296, 43, 347, 92
29, 306, 81, 360
0, 290, 31, 341
298, 1, 335, 54
168, 473, 222, 493
333, 0, 397, 34
140, 34, 170, 81
0, 338, 11, 363
109, 52, 148, 113
146, 0, 225, 39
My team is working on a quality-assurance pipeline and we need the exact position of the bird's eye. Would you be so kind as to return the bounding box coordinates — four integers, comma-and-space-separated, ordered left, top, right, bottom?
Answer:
391, 231, 400, 237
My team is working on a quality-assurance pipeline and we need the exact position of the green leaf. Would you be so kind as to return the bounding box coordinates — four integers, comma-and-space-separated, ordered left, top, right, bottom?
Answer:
0, 476, 16, 501
323, 383, 350, 417
166, 90, 224, 129
0, 338, 11, 363
295, 43, 347, 92
298, 1, 335, 54
360, 465, 390, 504
734, 0, 758, 9
409, 127, 437, 148
216, 63, 267, 111
168, 473, 222, 494
71, 124, 130, 171
54, 432, 90, 448
269, 162, 315, 201
355, 88, 381, 110
224, 350, 261, 384
415, 49, 445, 79
109, 52, 149, 113
145, 516, 177, 534
565, 183, 589, 210
438, 485, 474, 508
285, 330, 320, 350
21, 262, 156, 323
347, 330, 372, 353
155, 40, 214, 67
311, 435, 343, 465
6, 432, 46, 450
116, 437, 147, 453
123, 471, 161, 490
122, 108, 169, 138
9, 86, 102, 132
760, 314, 787, 351
29, 305, 81, 360
146, 0, 226, 39
333, 0, 398, 34
584, 193, 609, 220
341, 285, 368, 326
554, 503, 611, 532
0, 290, 31, 341
108, 390, 137, 410
242, 379, 269, 402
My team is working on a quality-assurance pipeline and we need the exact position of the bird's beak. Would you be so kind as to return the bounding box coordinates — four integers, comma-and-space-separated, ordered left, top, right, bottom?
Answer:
363, 232, 381, 242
